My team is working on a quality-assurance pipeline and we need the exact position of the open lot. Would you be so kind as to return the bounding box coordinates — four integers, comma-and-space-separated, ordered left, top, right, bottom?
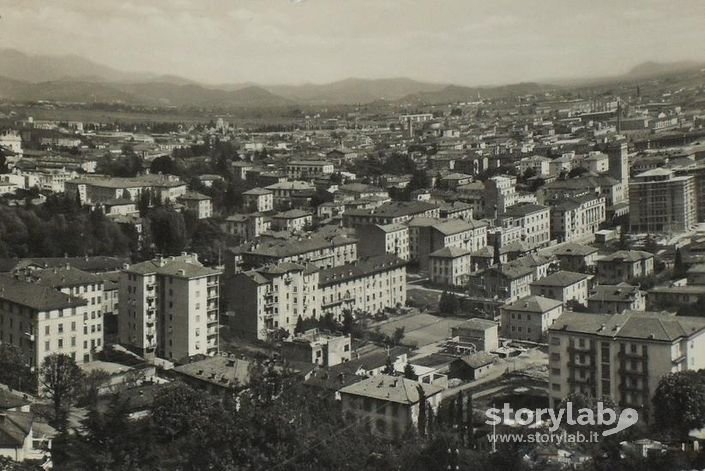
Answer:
369, 312, 468, 348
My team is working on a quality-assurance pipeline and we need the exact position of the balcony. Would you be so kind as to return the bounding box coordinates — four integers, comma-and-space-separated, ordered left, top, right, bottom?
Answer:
208, 289, 218, 299
146, 318, 155, 327
24, 331, 35, 342
207, 326, 218, 336
207, 314, 218, 324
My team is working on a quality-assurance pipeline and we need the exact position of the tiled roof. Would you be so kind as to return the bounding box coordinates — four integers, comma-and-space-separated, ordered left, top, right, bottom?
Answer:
0, 274, 87, 311
430, 246, 471, 259
530, 270, 589, 288
24, 265, 102, 288
127, 256, 220, 278
550, 310, 705, 342
173, 355, 250, 389
338, 374, 443, 404
599, 250, 654, 263
502, 295, 562, 313
553, 243, 598, 257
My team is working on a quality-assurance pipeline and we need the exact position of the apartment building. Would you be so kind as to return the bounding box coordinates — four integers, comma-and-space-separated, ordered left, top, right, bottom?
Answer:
596, 250, 654, 284
223, 213, 271, 242
18, 266, 105, 360
230, 255, 406, 341
229, 263, 320, 341
265, 181, 317, 210
548, 311, 705, 413
343, 201, 439, 228
118, 254, 222, 361
429, 247, 472, 287
530, 271, 590, 305
0, 275, 91, 371
517, 155, 551, 176
285, 160, 335, 180
408, 218, 488, 269
242, 188, 274, 213
629, 168, 697, 234
65, 174, 187, 205
339, 375, 443, 440
468, 263, 535, 303
356, 224, 410, 261
483, 175, 517, 217
501, 203, 551, 249
177, 191, 213, 219
437, 201, 473, 220
271, 209, 313, 232
549, 194, 606, 243
318, 255, 407, 319
501, 295, 563, 342
241, 233, 357, 269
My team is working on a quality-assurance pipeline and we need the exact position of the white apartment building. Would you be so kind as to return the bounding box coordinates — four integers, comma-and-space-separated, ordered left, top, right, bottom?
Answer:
550, 194, 606, 243
502, 203, 551, 249
548, 311, 705, 414
501, 295, 563, 342
285, 160, 335, 180
530, 270, 591, 305
517, 155, 551, 176
118, 254, 222, 361
19, 266, 105, 360
429, 247, 472, 287
177, 192, 213, 219
231, 255, 406, 340
242, 188, 274, 213
0, 275, 91, 371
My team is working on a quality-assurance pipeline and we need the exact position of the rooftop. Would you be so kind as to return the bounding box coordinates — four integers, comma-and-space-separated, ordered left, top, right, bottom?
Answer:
530, 270, 589, 288
502, 295, 563, 313
0, 274, 87, 311
338, 374, 443, 405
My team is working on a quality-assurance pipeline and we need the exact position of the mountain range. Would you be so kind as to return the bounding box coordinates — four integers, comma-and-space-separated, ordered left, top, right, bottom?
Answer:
0, 49, 702, 108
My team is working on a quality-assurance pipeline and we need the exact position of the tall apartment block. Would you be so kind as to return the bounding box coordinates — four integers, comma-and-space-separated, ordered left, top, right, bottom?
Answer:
119, 254, 222, 361
629, 168, 697, 234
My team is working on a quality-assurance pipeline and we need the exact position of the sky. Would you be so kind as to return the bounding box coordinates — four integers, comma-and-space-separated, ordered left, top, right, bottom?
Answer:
0, 0, 704, 86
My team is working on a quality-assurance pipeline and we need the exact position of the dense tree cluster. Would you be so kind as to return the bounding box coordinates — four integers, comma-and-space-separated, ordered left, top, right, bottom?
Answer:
0, 195, 134, 258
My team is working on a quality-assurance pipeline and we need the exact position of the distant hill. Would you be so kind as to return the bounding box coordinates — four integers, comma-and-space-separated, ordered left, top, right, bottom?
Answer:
0, 48, 156, 83
625, 60, 705, 78
0, 77, 293, 108
267, 78, 448, 104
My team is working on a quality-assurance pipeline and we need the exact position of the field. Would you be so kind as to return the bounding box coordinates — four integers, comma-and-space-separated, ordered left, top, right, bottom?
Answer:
369, 312, 468, 348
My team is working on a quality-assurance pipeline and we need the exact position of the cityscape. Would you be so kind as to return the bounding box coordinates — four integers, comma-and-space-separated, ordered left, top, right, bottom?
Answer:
2, 1, 705, 470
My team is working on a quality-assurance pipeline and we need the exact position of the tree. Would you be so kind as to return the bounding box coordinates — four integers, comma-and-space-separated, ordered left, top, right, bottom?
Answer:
439, 291, 460, 315
152, 382, 211, 442
294, 315, 304, 335
653, 370, 705, 438
0, 344, 35, 393
403, 363, 417, 380
566, 299, 590, 312
492, 242, 501, 266
673, 248, 687, 279
392, 327, 405, 345
341, 310, 354, 335
40, 354, 83, 429
150, 156, 178, 175
417, 385, 428, 437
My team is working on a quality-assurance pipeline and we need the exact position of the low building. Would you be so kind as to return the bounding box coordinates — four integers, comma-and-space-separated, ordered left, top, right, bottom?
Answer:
587, 284, 645, 313
450, 318, 500, 352
501, 295, 563, 342
468, 262, 535, 303
0, 411, 55, 463
223, 213, 271, 242
271, 209, 313, 232
282, 330, 352, 367
646, 285, 705, 310
529, 271, 590, 305
448, 352, 498, 381
501, 203, 551, 249
172, 354, 250, 394
339, 375, 443, 440
596, 250, 654, 285
553, 243, 598, 273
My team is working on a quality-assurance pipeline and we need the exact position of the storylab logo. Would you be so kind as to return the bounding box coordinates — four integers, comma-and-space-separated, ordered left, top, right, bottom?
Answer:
485, 402, 639, 438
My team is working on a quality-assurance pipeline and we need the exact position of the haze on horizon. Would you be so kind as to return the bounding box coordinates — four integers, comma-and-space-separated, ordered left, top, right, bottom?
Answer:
0, 0, 704, 87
